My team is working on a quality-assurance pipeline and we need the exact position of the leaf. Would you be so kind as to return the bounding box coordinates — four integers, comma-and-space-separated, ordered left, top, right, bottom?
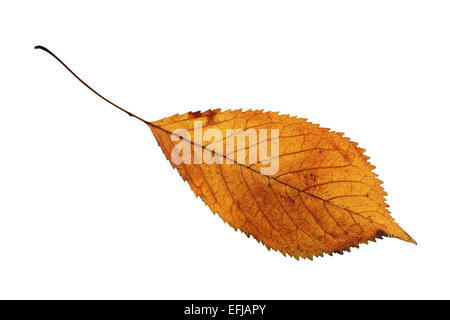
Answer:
149, 109, 415, 260
34, 46, 415, 260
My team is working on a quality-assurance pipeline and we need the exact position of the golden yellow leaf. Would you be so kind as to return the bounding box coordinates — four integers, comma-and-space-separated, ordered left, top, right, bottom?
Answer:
35, 45, 415, 260
149, 109, 415, 259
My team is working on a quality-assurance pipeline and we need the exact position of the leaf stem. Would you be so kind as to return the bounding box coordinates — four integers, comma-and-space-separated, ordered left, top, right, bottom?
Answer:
34, 45, 150, 125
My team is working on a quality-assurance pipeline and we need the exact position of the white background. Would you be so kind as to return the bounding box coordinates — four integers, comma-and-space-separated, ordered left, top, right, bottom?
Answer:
1, 1, 449, 299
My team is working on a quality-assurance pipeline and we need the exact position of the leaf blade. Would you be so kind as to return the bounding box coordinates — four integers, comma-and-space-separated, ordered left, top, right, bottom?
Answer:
149, 109, 415, 259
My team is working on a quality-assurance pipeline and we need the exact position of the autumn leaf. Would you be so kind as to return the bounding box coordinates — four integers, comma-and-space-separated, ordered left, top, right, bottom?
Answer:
149, 109, 415, 259
35, 46, 415, 260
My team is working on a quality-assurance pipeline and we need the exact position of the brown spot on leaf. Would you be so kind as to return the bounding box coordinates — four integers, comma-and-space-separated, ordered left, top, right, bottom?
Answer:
188, 111, 202, 118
